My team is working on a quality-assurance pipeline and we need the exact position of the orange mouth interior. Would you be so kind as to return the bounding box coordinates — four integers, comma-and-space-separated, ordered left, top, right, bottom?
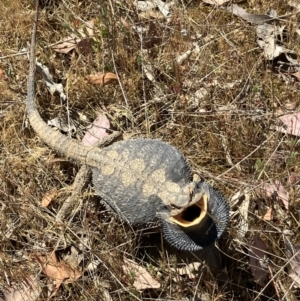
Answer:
169, 194, 208, 227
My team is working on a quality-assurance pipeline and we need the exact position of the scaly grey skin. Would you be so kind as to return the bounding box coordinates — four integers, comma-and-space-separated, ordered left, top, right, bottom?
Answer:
27, 0, 229, 251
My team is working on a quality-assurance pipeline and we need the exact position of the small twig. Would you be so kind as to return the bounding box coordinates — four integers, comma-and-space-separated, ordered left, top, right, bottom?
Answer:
0, 51, 27, 60
268, 265, 281, 300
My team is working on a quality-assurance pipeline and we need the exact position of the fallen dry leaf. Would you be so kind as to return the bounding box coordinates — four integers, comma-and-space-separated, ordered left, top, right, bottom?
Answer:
136, 0, 172, 18
47, 117, 76, 134
290, 68, 300, 81
227, 4, 277, 24
142, 21, 162, 49
256, 24, 285, 60
153, 0, 172, 18
139, 9, 164, 19
284, 236, 300, 287
36, 61, 67, 101
236, 189, 251, 238
136, 0, 156, 12
2, 276, 41, 301
33, 251, 82, 299
249, 234, 269, 287
81, 113, 110, 146
99, 286, 113, 301
52, 20, 94, 54
187, 87, 208, 108
0, 68, 8, 81
61, 246, 83, 270
288, 0, 300, 11
259, 180, 289, 210
263, 207, 273, 221
170, 262, 201, 281
76, 38, 93, 54
87, 72, 118, 85
119, 17, 132, 31
276, 113, 300, 137
202, 0, 230, 5
122, 258, 160, 290
41, 188, 57, 207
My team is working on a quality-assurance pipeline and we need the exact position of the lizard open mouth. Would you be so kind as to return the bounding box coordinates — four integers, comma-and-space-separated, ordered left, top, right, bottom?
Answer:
169, 194, 208, 227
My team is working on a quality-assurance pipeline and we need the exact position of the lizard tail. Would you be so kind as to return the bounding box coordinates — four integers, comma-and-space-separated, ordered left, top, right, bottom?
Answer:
26, 0, 39, 114
26, 0, 96, 166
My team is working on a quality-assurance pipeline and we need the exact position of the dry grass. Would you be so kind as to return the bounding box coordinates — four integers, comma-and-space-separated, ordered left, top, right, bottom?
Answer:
0, 0, 300, 300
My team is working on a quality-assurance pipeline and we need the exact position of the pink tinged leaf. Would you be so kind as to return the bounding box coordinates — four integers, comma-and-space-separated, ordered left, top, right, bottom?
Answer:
249, 234, 269, 287
81, 113, 110, 146
260, 180, 289, 210
122, 258, 160, 290
276, 113, 300, 137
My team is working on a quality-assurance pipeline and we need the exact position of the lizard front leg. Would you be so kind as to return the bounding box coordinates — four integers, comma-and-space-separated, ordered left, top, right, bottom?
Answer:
56, 130, 122, 222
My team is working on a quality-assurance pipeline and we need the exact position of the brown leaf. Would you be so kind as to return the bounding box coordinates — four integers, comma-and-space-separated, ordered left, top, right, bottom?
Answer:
142, 21, 162, 49
41, 188, 57, 207
122, 258, 160, 290
3, 276, 41, 301
276, 113, 300, 137
52, 20, 94, 54
289, 173, 299, 184
263, 207, 273, 221
81, 113, 110, 146
76, 38, 92, 54
0, 68, 8, 81
249, 234, 269, 287
33, 251, 82, 299
87, 72, 118, 85
259, 180, 289, 209
119, 17, 133, 31
290, 69, 300, 80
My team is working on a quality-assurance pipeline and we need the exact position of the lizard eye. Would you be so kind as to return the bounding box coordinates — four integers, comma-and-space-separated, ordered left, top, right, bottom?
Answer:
169, 203, 181, 210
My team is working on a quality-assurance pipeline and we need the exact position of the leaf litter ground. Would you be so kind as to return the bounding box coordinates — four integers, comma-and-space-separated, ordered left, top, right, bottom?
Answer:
0, 0, 300, 300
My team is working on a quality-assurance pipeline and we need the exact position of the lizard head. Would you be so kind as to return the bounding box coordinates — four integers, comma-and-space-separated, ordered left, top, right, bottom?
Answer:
157, 181, 229, 251
166, 180, 209, 218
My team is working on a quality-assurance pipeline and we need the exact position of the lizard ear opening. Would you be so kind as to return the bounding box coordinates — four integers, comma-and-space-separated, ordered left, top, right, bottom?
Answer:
169, 194, 207, 227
